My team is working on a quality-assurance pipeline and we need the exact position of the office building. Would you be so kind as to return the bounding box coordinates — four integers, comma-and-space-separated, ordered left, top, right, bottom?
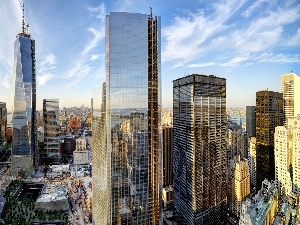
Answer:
275, 116, 300, 195
73, 137, 89, 165
60, 136, 76, 156
11, 14, 36, 177
92, 11, 161, 225
246, 106, 256, 137
0, 102, 7, 150
227, 129, 248, 161
42, 98, 60, 165
256, 89, 283, 189
173, 74, 227, 224
248, 137, 257, 187
228, 156, 250, 216
281, 72, 300, 122
162, 125, 173, 187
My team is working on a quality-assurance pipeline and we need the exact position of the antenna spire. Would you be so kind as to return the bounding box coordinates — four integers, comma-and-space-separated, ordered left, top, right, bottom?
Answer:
22, 3, 25, 33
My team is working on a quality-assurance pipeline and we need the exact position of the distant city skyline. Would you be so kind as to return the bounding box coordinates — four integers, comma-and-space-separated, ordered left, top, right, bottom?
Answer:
0, 0, 299, 111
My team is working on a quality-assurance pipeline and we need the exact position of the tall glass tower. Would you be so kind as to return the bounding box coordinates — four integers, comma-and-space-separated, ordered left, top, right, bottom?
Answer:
11, 16, 36, 177
92, 11, 161, 225
173, 74, 227, 225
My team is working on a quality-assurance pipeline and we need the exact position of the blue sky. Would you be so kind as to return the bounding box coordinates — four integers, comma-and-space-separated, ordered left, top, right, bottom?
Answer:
0, 0, 299, 111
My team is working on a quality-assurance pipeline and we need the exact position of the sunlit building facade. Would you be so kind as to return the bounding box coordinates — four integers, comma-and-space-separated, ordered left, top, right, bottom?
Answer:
11, 28, 36, 177
173, 74, 227, 224
92, 12, 161, 225
42, 98, 60, 165
281, 72, 300, 123
255, 89, 284, 189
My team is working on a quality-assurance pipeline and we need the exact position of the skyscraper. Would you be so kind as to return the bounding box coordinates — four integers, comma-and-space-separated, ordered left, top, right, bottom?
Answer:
246, 106, 256, 137
0, 102, 7, 151
281, 72, 300, 122
11, 12, 36, 177
42, 98, 60, 165
274, 116, 300, 195
173, 74, 227, 224
92, 11, 161, 225
255, 89, 283, 189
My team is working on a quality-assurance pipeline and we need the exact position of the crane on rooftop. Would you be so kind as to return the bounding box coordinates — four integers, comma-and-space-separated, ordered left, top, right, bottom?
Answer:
17, 0, 29, 35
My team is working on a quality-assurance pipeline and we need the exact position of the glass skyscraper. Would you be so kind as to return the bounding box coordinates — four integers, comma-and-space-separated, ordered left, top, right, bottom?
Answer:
11, 28, 36, 177
92, 12, 161, 225
173, 74, 227, 225
42, 98, 60, 165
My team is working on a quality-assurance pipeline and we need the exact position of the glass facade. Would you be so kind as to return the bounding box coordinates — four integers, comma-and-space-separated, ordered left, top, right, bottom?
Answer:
173, 74, 227, 225
92, 12, 161, 225
42, 98, 60, 164
12, 33, 36, 177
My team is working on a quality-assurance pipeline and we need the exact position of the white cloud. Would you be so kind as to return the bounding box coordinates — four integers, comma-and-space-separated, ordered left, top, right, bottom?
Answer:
187, 62, 216, 68
37, 53, 57, 86
90, 54, 100, 61
82, 28, 105, 55
253, 52, 300, 63
242, 0, 268, 18
88, 3, 106, 21
287, 28, 300, 46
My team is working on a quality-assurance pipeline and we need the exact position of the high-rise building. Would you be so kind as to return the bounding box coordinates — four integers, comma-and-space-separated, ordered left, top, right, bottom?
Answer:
227, 129, 248, 161
173, 74, 227, 224
42, 98, 60, 165
248, 137, 257, 187
275, 116, 300, 195
246, 106, 256, 137
281, 72, 300, 122
0, 102, 7, 150
11, 13, 36, 177
92, 11, 161, 225
255, 89, 284, 189
162, 125, 173, 187
228, 156, 250, 216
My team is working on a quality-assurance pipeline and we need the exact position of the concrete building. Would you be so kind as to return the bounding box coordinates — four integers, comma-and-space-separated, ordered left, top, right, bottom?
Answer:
239, 179, 279, 225
228, 156, 250, 216
275, 116, 300, 195
248, 137, 257, 187
227, 129, 248, 161
281, 72, 300, 123
92, 11, 161, 225
42, 98, 60, 165
246, 106, 256, 137
11, 13, 37, 177
256, 89, 284, 189
73, 137, 89, 165
173, 74, 227, 224
0, 102, 7, 150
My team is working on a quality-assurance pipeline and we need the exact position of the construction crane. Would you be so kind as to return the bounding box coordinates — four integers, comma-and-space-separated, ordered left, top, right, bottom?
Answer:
17, 0, 29, 35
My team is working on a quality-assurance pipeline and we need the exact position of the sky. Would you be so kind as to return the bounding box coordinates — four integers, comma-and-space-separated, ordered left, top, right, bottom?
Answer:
0, 0, 299, 112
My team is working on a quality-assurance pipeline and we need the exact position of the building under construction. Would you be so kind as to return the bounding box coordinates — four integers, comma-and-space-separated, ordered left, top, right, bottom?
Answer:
173, 74, 227, 225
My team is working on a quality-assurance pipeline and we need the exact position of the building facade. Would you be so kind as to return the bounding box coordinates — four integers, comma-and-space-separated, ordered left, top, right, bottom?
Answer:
0, 102, 7, 150
248, 137, 257, 187
246, 106, 256, 137
73, 137, 89, 165
275, 116, 300, 195
162, 125, 173, 187
92, 12, 161, 225
281, 72, 300, 122
173, 74, 227, 224
228, 157, 250, 216
42, 99, 60, 165
255, 89, 284, 189
11, 25, 36, 177
227, 129, 248, 161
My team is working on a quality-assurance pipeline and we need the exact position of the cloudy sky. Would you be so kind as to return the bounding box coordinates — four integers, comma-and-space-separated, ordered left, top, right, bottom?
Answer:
0, 0, 299, 111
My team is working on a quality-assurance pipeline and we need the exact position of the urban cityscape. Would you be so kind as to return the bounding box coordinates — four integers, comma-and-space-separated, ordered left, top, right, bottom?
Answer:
0, 0, 299, 225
